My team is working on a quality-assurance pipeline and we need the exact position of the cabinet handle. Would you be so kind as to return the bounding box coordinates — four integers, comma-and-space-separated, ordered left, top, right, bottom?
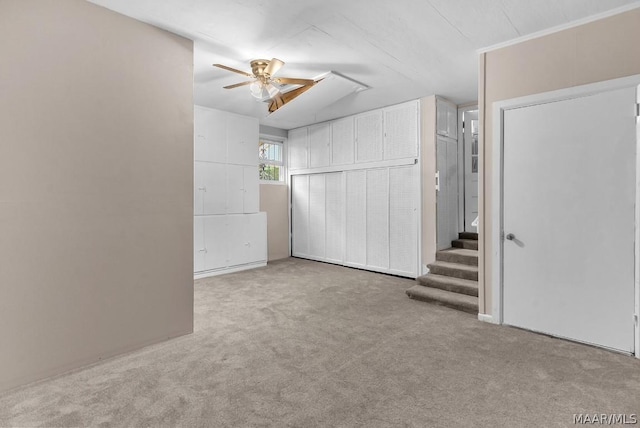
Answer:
198, 248, 208, 253
198, 187, 207, 192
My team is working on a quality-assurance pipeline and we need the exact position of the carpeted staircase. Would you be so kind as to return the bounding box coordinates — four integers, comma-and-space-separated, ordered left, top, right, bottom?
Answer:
406, 232, 478, 314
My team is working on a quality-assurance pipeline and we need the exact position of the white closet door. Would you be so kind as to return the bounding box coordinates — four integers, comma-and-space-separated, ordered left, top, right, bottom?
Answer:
446, 104, 458, 139
194, 216, 205, 272
345, 170, 366, 267
243, 166, 259, 213
246, 212, 267, 263
309, 123, 331, 168
389, 165, 418, 276
203, 215, 228, 271
194, 107, 226, 162
436, 99, 449, 137
227, 114, 258, 166
308, 174, 327, 260
194, 161, 205, 215
366, 168, 389, 270
331, 117, 355, 165
355, 111, 383, 163
292, 175, 310, 257
383, 102, 418, 160
325, 172, 344, 263
226, 165, 244, 214
199, 162, 226, 215
288, 128, 308, 170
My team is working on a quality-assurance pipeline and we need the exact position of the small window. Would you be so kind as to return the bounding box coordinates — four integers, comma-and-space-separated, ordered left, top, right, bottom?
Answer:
259, 138, 284, 182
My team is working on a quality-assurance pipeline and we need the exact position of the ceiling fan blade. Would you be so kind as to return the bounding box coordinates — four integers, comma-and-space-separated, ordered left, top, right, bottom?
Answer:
273, 77, 316, 86
213, 63, 253, 77
223, 81, 254, 89
264, 58, 284, 77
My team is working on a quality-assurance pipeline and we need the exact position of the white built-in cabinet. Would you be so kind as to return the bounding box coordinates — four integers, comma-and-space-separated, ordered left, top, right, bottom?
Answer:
194, 106, 267, 278
436, 98, 458, 139
289, 100, 421, 278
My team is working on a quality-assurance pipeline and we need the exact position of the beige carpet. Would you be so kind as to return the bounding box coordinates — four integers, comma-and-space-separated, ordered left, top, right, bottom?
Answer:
1, 258, 639, 427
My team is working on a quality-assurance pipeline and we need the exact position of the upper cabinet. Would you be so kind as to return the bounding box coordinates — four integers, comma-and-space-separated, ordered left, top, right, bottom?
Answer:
331, 117, 355, 166
308, 123, 331, 168
289, 100, 419, 171
355, 110, 383, 163
436, 98, 458, 140
288, 127, 308, 170
383, 101, 419, 160
194, 106, 258, 166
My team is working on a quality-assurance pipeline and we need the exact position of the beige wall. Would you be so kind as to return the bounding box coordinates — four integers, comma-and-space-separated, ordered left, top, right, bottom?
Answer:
0, 0, 194, 392
479, 8, 640, 315
260, 184, 290, 260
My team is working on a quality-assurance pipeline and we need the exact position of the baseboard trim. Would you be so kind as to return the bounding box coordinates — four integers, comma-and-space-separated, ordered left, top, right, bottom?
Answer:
194, 261, 267, 279
478, 313, 497, 324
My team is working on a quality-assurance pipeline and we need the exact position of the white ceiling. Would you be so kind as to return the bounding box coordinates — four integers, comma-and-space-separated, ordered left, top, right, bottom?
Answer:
89, 0, 640, 129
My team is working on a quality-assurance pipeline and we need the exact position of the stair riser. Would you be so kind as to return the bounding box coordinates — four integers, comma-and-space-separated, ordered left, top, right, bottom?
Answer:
427, 265, 478, 281
417, 277, 478, 297
452, 240, 479, 250
459, 232, 478, 240
436, 252, 478, 266
406, 291, 478, 314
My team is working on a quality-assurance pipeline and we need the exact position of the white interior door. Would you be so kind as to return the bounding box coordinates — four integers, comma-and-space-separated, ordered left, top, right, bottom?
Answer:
463, 111, 479, 231
436, 136, 458, 250
503, 86, 637, 353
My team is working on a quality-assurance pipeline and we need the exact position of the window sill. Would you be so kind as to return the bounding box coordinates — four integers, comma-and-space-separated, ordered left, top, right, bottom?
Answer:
259, 180, 287, 185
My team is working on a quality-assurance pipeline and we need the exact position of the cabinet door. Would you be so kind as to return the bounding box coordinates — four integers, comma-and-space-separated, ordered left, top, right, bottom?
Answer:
308, 174, 326, 259
291, 175, 309, 256
366, 168, 389, 270
227, 213, 267, 266
227, 114, 258, 166
436, 99, 449, 137
383, 102, 418, 160
194, 161, 205, 215
447, 103, 458, 140
389, 165, 418, 276
288, 128, 308, 170
199, 162, 226, 215
325, 172, 344, 264
194, 216, 206, 272
355, 110, 383, 163
331, 117, 355, 165
308, 123, 331, 168
226, 165, 244, 214
203, 215, 228, 271
194, 107, 226, 162
243, 166, 259, 213
345, 170, 366, 266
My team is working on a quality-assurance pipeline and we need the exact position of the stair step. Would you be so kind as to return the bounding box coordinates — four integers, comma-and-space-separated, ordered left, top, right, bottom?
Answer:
459, 232, 478, 241
436, 248, 478, 266
452, 239, 478, 250
406, 285, 478, 314
417, 274, 478, 297
427, 261, 478, 281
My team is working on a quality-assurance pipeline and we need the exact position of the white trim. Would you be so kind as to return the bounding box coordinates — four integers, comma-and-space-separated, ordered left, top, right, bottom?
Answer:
194, 261, 267, 279
290, 157, 417, 176
492, 74, 640, 357
478, 313, 496, 324
478, 3, 640, 54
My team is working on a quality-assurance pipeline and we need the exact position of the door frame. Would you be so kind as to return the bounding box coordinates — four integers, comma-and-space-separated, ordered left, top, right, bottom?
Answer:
491, 74, 640, 357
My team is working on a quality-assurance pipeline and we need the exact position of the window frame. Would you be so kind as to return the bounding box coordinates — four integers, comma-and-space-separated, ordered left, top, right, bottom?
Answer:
259, 135, 287, 185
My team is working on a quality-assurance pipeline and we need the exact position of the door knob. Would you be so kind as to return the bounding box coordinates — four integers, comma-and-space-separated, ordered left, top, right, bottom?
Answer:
505, 233, 515, 241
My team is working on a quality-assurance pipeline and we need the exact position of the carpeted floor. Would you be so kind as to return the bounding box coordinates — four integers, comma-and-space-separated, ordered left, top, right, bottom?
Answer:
1, 257, 639, 427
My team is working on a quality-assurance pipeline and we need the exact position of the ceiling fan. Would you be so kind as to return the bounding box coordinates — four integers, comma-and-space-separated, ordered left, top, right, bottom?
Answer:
213, 58, 321, 113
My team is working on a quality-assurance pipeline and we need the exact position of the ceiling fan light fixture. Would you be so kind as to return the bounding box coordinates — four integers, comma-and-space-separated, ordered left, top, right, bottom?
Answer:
250, 81, 280, 100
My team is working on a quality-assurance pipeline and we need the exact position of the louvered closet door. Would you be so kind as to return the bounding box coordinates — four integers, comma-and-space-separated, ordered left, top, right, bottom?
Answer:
325, 172, 344, 263
389, 165, 418, 276
366, 169, 389, 270
292, 175, 310, 257
345, 170, 366, 267
308, 174, 326, 259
